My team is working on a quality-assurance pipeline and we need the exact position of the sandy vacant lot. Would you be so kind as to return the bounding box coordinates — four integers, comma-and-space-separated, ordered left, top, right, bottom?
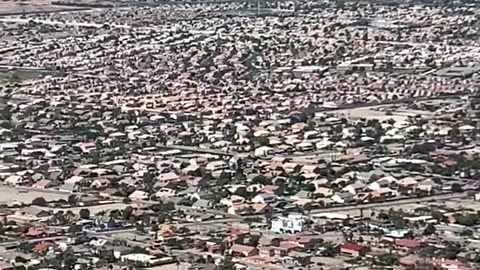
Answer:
0, 0, 83, 15
0, 185, 70, 204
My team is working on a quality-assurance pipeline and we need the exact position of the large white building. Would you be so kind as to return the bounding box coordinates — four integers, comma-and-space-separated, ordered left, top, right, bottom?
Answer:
121, 253, 174, 267
271, 214, 304, 234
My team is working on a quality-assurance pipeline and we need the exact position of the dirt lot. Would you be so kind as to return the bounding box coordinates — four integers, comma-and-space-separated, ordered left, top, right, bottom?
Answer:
0, 69, 54, 83
0, 185, 70, 204
0, 0, 83, 15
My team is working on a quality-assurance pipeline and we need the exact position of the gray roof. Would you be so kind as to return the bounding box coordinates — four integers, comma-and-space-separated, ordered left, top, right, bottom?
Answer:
177, 186, 198, 196
21, 206, 49, 216
435, 66, 480, 77
192, 199, 210, 209
336, 192, 354, 200
293, 190, 310, 199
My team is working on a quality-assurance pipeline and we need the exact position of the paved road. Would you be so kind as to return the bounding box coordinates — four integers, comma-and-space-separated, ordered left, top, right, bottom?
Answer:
158, 144, 236, 157
179, 218, 240, 227
242, 192, 468, 218
0, 228, 138, 247
172, 249, 286, 270
310, 192, 467, 213
0, 18, 131, 29
0, 236, 67, 247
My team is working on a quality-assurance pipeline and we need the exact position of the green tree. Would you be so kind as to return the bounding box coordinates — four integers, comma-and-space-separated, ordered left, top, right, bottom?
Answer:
79, 208, 90, 219
451, 183, 463, 193
252, 136, 269, 147
143, 171, 156, 193
234, 186, 249, 198
31, 197, 47, 206
424, 223, 436, 235
304, 183, 316, 192
460, 229, 474, 237
8, 73, 21, 84
132, 246, 149, 254
321, 242, 338, 257
221, 255, 235, 270
378, 253, 399, 266
135, 222, 145, 233
303, 202, 313, 214
456, 213, 479, 226
67, 195, 78, 204
123, 206, 133, 221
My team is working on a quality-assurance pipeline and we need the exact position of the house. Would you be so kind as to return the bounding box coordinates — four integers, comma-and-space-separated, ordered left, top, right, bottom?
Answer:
221, 195, 245, 207
158, 172, 179, 182
90, 179, 110, 189
78, 196, 100, 206
206, 160, 228, 171
32, 179, 54, 189
229, 244, 258, 257
75, 142, 96, 153
255, 146, 274, 157
331, 192, 354, 204
250, 203, 271, 214
399, 255, 421, 267
371, 188, 397, 199
155, 188, 176, 198
191, 263, 219, 270
228, 203, 271, 215
310, 178, 329, 188
342, 181, 366, 195
177, 186, 199, 198
301, 165, 323, 174
128, 190, 149, 201
288, 250, 313, 266
368, 176, 395, 191
394, 239, 420, 250
192, 199, 210, 210
288, 235, 320, 249
182, 164, 200, 175
340, 243, 367, 257
416, 179, 439, 192
57, 182, 76, 193
0, 208, 13, 217
399, 177, 418, 187
246, 183, 264, 193
99, 188, 121, 198
296, 141, 314, 151
251, 193, 276, 204
65, 175, 84, 184
4, 175, 23, 186
14, 206, 51, 221
0, 263, 14, 270
431, 258, 469, 270
26, 227, 47, 238
259, 246, 288, 257
291, 191, 311, 200
33, 241, 57, 254
282, 162, 301, 174
279, 241, 301, 252
313, 187, 333, 197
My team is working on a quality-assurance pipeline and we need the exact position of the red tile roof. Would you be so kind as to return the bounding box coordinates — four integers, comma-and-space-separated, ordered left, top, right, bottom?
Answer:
341, 242, 364, 252
26, 228, 45, 237
395, 239, 420, 249
230, 244, 256, 254
33, 241, 55, 253
431, 258, 466, 267
279, 241, 300, 250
